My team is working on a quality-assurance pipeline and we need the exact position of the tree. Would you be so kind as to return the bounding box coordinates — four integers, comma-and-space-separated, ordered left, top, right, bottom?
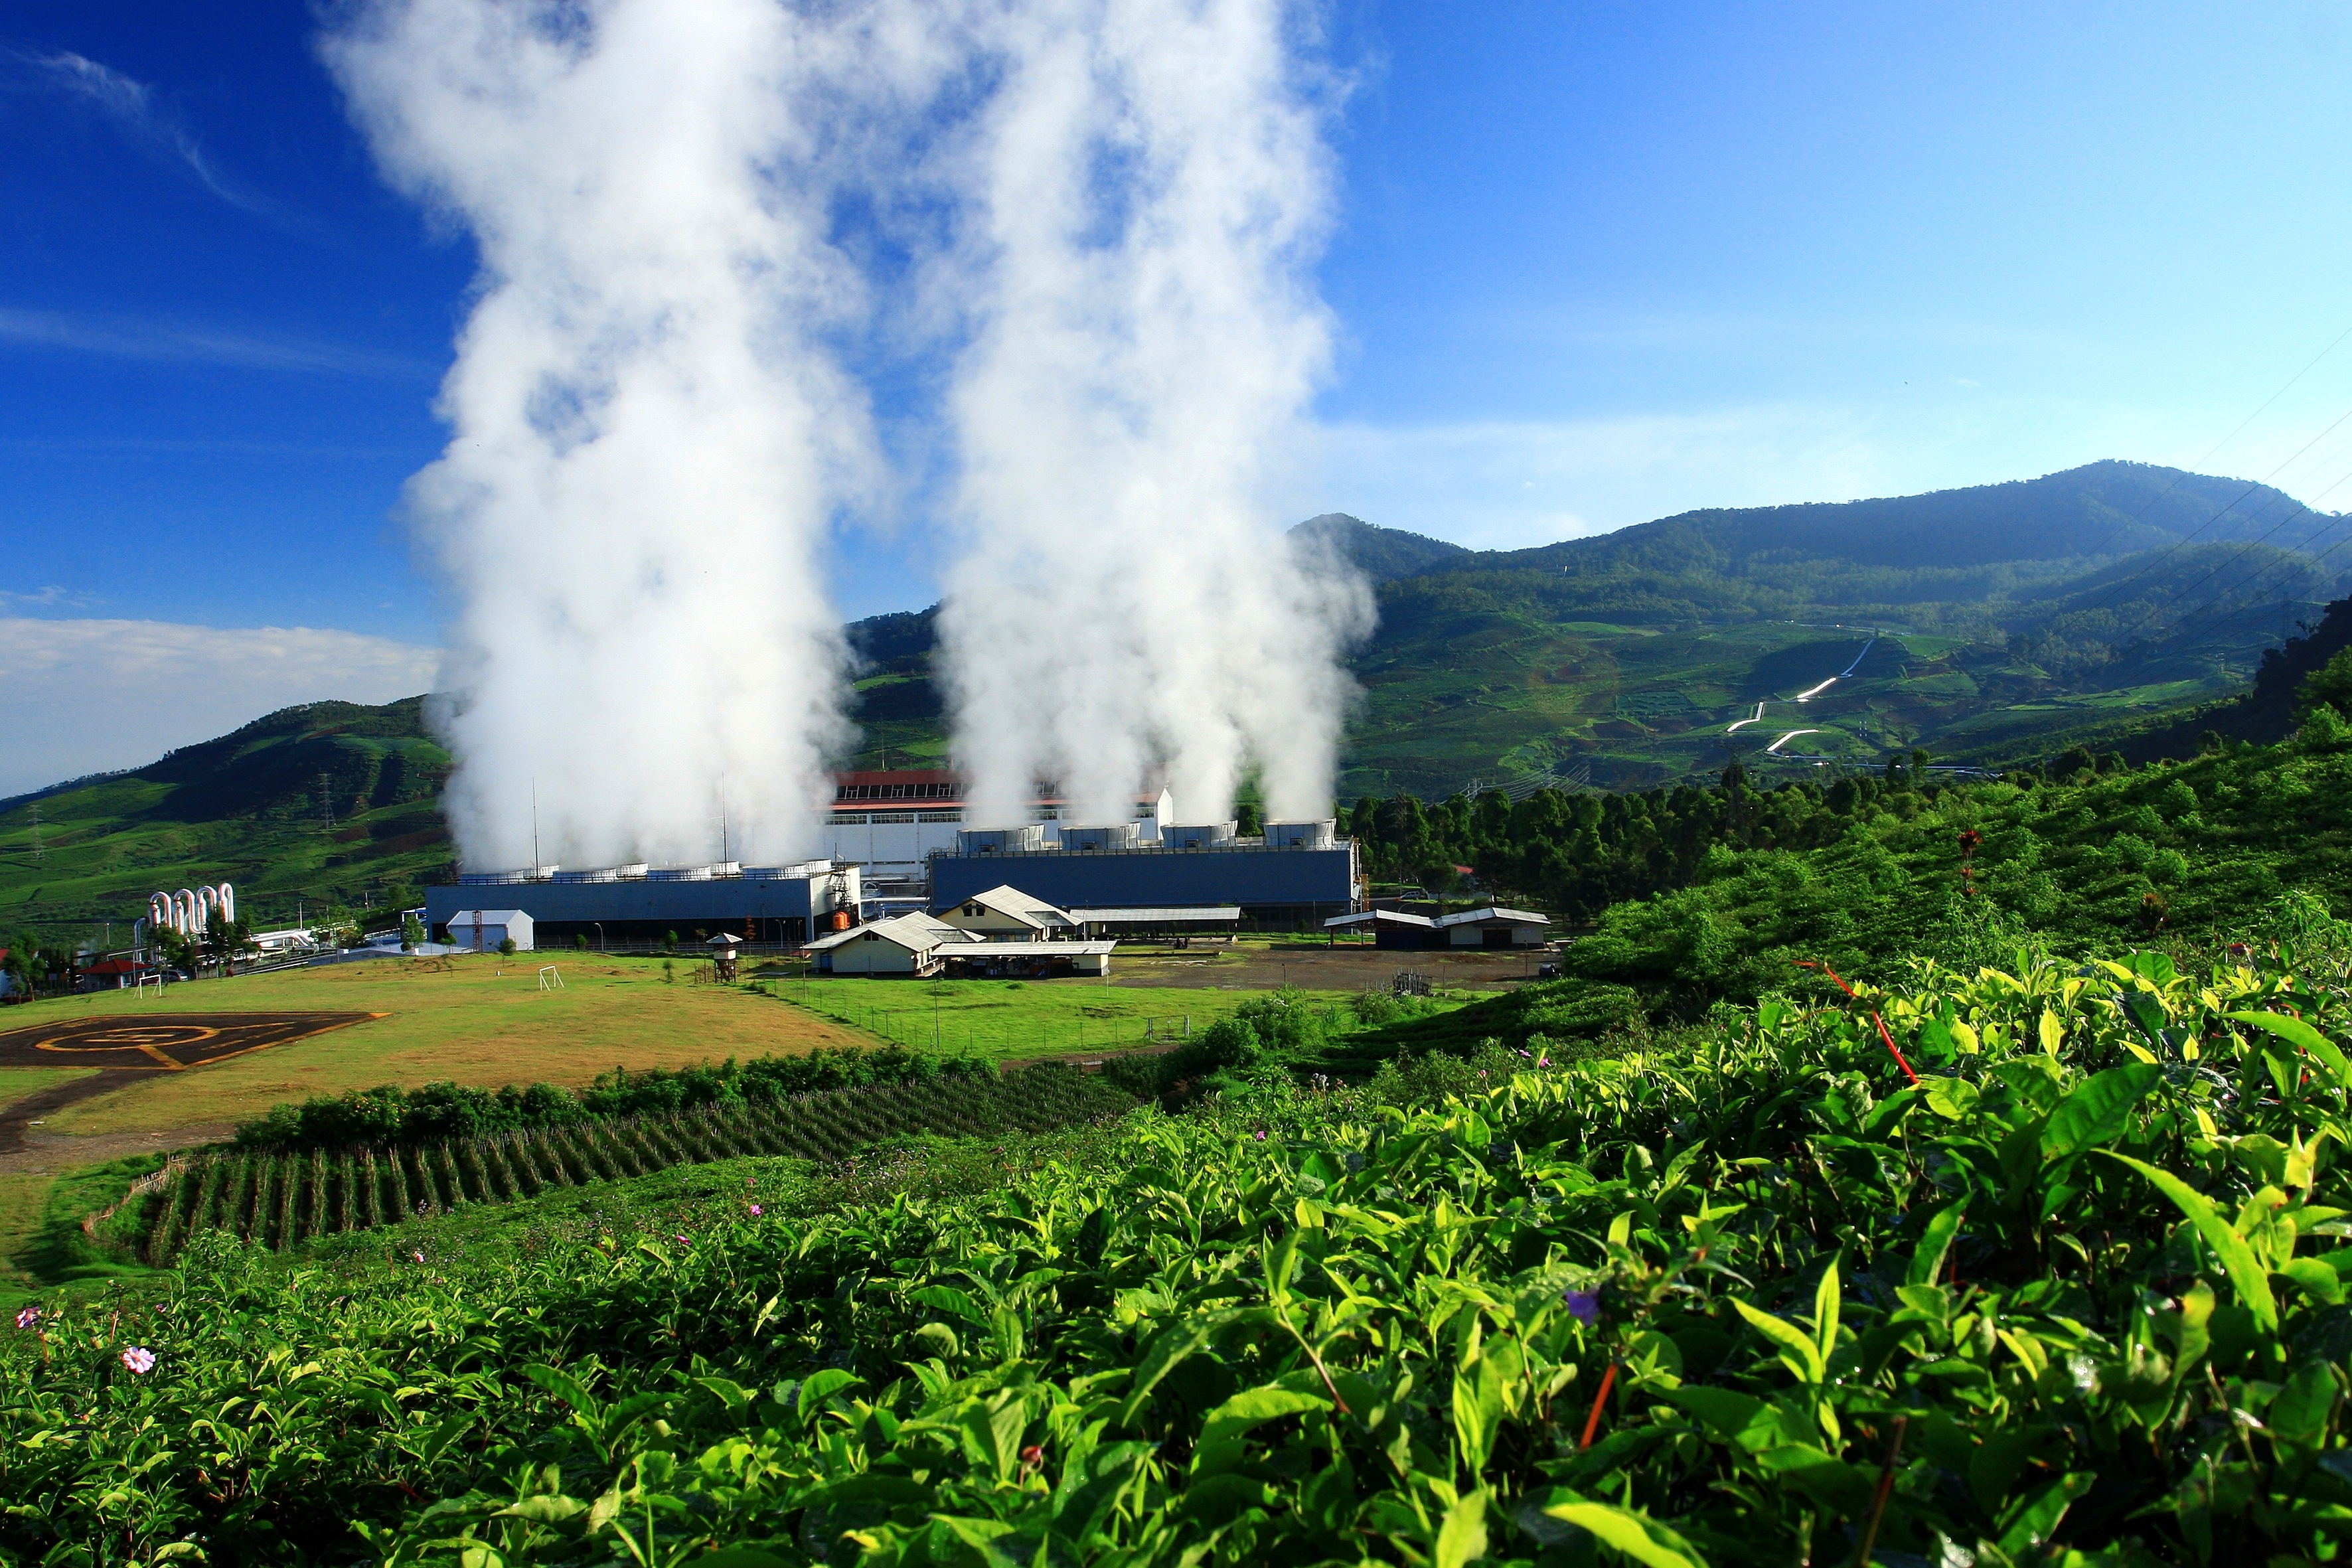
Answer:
498, 937, 517, 957
2300, 646, 2352, 718
202, 919, 256, 977
401, 913, 426, 951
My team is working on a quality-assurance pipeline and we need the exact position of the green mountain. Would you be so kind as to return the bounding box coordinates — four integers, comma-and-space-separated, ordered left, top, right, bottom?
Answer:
830, 459, 2349, 793
7, 459, 2345, 941
0, 700, 453, 940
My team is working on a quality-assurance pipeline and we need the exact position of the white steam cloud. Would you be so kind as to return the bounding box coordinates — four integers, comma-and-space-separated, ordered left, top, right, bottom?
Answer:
328, 0, 1368, 862
938, 0, 1372, 830
325, 0, 921, 870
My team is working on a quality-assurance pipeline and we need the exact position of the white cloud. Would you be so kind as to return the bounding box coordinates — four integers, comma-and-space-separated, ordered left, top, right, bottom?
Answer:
0, 307, 428, 378
0, 619, 441, 798
13, 49, 269, 214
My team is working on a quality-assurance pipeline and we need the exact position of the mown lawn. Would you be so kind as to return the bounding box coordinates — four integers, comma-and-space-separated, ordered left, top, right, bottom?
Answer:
10, 955, 874, 1140
755, 973, 1398, 1059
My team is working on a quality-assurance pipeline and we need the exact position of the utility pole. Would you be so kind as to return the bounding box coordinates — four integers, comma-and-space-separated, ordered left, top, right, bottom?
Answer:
317, 775, 335, 831
29, 805, 42, 862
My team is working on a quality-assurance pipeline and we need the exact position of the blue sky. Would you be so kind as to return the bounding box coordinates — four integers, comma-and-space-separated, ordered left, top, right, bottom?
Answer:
5, 1, 2352, 791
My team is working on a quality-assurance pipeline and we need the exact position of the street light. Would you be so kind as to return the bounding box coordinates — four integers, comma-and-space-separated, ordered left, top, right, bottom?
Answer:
593, 922, 605, 954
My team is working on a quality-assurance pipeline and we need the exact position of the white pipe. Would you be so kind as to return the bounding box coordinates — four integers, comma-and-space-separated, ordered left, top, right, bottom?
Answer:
1766, 729, 1820, 755
216, 882, 235, 926
1792, 678, 1836, 703
175, 890, 198, 934
1725, 702, 1766, 734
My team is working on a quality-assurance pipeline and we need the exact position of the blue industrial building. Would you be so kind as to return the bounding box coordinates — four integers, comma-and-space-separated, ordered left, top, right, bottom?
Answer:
424, 861, 858, 948
929, 840, 1360, 927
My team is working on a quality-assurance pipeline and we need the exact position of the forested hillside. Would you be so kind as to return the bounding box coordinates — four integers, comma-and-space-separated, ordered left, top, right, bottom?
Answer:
0, 700, 452, 940
6, 461, 2347, 943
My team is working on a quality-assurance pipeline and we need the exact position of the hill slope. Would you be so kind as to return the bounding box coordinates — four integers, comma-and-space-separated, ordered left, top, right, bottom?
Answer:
0, 700, 453, 937
8, 461, 2345, 938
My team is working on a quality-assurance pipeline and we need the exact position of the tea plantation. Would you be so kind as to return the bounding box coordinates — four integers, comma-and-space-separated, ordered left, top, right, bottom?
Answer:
6, 923, 2351, 1565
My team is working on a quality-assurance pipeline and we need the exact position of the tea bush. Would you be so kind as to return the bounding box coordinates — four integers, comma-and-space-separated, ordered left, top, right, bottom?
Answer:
6, 942, 2349, 1564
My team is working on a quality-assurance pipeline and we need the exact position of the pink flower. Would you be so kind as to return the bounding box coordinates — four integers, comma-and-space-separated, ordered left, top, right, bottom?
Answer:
13, 1307, 37, 1330
413, 1250, 426, 1265
1254, 1131, 1265, 1140
120, 1346, 156, 1375
748, 1204, 763, 1216
674, 1233, 689, 1243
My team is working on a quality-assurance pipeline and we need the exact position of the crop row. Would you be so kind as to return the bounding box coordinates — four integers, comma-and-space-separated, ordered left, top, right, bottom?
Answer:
143, 1063, 1133, 1259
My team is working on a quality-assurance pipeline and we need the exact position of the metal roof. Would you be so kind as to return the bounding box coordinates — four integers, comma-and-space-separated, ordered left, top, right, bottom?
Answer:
1065, 906, 1241, 923
1435, 906, 1549, 927
805, 913, 963, 953
949, 884, 1076, 927
941, 940, 1119, 956
447, 909, 532, 923
1322, 909, 1437, 929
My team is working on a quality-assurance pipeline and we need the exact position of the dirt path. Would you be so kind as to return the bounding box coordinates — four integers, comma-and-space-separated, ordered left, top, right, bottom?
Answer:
0, 1073, 230, 1174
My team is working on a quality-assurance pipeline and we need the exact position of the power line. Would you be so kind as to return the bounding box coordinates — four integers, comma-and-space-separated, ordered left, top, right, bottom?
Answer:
2063, 401, 2352, 624
2063, 321, 2352, 564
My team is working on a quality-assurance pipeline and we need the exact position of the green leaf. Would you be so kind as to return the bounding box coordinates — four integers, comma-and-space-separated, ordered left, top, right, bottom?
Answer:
2099, 1154, 2278, 1332
1996, 1472, 2093, 1555
1193, 1383, 1328, 1474
690, 1553, 797, 1568
1733, 1298, 1825, 1383
796, 1369, 861, 1419
1119, 1321, 1215, 1426
1434, 1488, 1489, 1568
2227, 1010, 2352, 1090
907, 1285, 984, 1321
1664, 1387, 1809, 1453
1539, 1500, 1709, 1568
2041, 1064, 2161, 1160
2269, 1360, 2337, 1443
521, 1364, 600, 1423
1452, 1356, 1506, 1476
694, 1376, 749, 1413
493, 1495, 588, 1525
1812, 1251, 1842, 1362
1907, 1198, 1969, 1287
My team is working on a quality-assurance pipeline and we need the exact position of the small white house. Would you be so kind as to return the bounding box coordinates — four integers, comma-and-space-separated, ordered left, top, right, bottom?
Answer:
936, 884, 1075, 942
807, 912, 967, 976
447, 909, 534, 953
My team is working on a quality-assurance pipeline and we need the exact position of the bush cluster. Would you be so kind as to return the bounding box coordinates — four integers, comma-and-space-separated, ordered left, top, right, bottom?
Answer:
231, 1045, 991, 1152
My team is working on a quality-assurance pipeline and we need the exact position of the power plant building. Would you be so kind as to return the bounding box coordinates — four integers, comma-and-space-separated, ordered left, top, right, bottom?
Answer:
424, 860, 860, 948
931, 821, 1359, 928
824, 768, 1174, 882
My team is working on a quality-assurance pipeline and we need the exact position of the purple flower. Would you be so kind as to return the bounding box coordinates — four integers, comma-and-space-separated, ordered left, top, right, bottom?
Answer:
1563, 1289, 1601, 1325
13, 1307, 37, 1330
1254, 1131, 1265, 1141
120, 1346, 156, 1375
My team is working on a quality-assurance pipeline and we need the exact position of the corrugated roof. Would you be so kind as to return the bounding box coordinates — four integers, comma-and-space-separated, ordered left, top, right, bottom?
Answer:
941, 941, 1119, 956
1435, 906, 1549, 927
806, 912, 964, 953
1065, 906, 1241, 923
1323, 909, 1437, 929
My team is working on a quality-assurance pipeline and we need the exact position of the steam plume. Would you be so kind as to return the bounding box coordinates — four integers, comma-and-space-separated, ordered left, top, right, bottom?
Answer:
937, 0, 1372, 829
325, 0, 904, 869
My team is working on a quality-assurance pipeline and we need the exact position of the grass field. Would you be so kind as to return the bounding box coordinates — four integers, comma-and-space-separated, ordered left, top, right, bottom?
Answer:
4, 953, 876, 1140
0, 1069, 95, 1117
765, 973, 1369, 1058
